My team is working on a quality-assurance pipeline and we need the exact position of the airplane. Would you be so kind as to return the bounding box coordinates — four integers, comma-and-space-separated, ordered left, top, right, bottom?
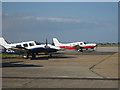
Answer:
0, 37, 61, 59
53, 38, 97, 52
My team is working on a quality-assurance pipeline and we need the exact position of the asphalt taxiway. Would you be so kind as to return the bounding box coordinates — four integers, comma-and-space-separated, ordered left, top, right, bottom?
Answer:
2, 47, 118, 88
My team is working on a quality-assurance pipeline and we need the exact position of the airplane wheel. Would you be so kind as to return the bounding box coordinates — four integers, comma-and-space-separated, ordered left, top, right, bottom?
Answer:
31, 53, 36, 59
24, 53, 29, 59
91, 48, 95, 51
80, 49, 83, 52
48, 54, 52, 58
77, 49, 80, 52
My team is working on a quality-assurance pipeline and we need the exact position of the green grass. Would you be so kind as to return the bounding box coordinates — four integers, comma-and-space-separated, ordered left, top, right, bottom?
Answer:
1, 53, 23, 59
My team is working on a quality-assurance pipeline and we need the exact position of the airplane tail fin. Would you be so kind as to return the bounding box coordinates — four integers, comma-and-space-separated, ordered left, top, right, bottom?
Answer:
0, 37, 11, 49
53, 38, 62, 46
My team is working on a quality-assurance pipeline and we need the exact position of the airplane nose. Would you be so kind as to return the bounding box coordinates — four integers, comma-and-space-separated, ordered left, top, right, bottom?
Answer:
95, 44, 98, 47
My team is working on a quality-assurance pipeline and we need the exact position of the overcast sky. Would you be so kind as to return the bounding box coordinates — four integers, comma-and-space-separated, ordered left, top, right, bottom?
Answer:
2, 2, 118, 43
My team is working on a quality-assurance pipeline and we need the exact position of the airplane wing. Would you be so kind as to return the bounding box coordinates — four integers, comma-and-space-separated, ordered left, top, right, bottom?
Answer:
9, 47, 30, 53
9, 45, 60, 54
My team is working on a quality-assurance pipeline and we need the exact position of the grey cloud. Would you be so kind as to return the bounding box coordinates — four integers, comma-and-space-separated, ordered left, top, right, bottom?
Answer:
20, 16, 98, 24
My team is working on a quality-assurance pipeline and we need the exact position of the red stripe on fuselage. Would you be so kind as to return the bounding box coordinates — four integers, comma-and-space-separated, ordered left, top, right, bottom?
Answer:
82, 46, 95, 49
59, 46, 75, 50
59, 45, 95, 50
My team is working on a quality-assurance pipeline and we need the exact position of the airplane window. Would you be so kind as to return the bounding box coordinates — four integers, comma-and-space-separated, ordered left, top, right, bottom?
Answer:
16, 45, 22, 48
23, 44, 28, 47
80, 43, 83, 45
84, 42, 86, 44
29, 43, 34, 46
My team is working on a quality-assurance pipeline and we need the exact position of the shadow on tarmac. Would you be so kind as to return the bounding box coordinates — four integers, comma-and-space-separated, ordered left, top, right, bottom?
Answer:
62, 51, 116, 55
2, 61, 44, 68
31, 55, 75, 60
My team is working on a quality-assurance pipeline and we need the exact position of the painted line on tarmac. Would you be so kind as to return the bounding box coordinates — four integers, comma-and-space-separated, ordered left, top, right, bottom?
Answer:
89, 53, 116, 78
2, 77, 119, 80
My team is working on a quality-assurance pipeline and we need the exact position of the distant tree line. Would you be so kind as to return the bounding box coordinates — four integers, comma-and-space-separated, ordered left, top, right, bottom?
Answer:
97, 43, 119, 47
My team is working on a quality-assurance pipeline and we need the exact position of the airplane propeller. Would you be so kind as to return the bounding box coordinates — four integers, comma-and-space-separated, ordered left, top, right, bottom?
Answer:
45, 38, 50, 49
46, 39, 48, 45
95, 44, 98, 51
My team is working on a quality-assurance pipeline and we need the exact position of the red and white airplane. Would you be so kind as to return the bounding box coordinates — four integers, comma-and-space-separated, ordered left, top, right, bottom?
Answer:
53, 38, 97, 52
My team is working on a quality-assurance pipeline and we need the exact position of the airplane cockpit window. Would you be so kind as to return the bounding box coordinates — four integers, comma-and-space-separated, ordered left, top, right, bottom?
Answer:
16, 45, 22, 48
29, 43, 34, 46
80, 43, 83, 45
35, 41, 41, 45
23, 44, 28, 47
84, 42, 86, 44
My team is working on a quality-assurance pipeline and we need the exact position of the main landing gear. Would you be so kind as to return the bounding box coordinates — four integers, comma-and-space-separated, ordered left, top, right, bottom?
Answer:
23, 53, 53, 59
45, 53, 53, 58
23, 53, 36, 59
23, 53, 29, 59
48, 53, 52, 58
31, 53, 36, 59
77, 48, 83, 52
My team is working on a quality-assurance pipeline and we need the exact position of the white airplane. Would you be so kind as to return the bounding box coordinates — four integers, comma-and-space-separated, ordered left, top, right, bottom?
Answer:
53, 38, 97, 52
0, 37, 61, 59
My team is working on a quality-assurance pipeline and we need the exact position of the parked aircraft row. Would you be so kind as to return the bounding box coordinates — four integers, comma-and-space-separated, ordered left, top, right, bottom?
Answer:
0, 37, 97, 59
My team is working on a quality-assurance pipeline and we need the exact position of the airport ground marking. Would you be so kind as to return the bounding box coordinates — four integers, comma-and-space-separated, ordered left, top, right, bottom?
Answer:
2, 76, 119, 80
89, 53, 117, 78
89, 54, 114, 70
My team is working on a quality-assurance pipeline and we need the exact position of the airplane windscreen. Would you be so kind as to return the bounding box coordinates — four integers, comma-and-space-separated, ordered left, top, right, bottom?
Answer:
35, 41, 41, 45
84, 42, 86, 44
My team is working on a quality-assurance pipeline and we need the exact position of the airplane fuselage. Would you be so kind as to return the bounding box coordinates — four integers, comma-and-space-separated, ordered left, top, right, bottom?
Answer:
56, 42, 96, 50
7, 41, 60, 54
0, 37, 61, 59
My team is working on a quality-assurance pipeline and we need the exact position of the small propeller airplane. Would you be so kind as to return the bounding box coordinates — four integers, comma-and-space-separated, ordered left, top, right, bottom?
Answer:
53, 38, 97, 52
0, 37, 61, 59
